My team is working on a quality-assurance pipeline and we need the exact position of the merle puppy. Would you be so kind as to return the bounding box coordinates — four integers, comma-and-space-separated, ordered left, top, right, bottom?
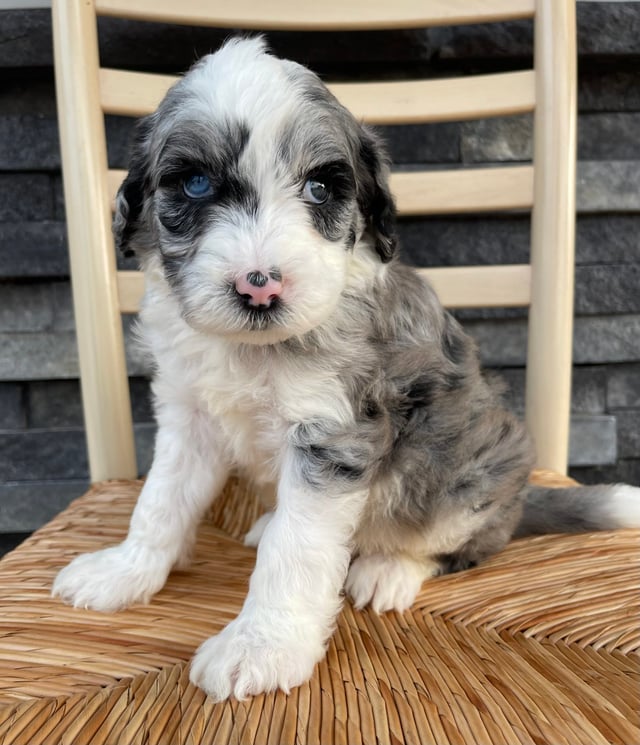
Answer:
53, 37, 640, 701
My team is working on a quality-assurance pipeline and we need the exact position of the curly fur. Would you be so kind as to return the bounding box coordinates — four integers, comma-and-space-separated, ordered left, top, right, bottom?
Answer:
53, 37, 640, 701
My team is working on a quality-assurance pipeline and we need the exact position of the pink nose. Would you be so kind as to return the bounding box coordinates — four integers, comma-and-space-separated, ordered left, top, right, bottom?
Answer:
235, 271, 283, 309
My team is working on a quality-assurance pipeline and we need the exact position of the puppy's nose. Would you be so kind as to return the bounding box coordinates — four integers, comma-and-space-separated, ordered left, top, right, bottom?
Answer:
235, 271, 283, 309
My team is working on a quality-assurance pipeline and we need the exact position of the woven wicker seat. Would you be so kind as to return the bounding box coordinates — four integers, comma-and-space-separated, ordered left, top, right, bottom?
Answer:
2, 1, 638, 743
1, 473, 638, 744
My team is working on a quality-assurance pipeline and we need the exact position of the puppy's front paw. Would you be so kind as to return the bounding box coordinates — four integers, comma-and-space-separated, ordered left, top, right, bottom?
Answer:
346, 553, 438, 613
52, 541, 171, 612
190, 615, 324, 701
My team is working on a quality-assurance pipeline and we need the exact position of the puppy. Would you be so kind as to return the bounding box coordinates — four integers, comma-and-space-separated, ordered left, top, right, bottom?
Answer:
53, 37, 640, 701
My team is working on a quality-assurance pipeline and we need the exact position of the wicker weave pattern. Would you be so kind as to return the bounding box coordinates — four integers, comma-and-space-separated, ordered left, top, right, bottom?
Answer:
0, 476, 638, 744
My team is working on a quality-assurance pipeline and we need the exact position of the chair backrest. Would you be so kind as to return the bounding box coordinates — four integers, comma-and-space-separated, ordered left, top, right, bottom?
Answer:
52, 0, 576, 482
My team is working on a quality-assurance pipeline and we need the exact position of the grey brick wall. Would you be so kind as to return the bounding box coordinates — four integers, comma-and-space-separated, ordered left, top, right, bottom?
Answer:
1, 3, 639, 534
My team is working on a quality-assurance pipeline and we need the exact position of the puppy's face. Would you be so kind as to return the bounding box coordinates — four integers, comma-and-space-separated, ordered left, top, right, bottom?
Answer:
115, 37, 396, 344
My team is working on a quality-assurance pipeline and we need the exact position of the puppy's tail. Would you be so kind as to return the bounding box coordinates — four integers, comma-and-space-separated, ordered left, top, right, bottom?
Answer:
515, 483, 640, 537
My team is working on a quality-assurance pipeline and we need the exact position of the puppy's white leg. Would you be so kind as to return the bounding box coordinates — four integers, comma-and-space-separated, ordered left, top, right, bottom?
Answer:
53, 403, 229, 612
190, 449, 366, 700
346, 553, 439, 613
243, 511, 274, 548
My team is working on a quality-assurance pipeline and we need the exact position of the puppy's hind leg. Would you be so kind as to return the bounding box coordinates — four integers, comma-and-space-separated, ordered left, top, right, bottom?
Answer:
346, 552, 441, 613
244, 511, 274, 547
53, 402, 230, 612
435, 502, 523, 579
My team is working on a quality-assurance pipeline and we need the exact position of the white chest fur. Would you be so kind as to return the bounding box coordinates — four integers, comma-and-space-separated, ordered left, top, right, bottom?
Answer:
140, 283, 354, 485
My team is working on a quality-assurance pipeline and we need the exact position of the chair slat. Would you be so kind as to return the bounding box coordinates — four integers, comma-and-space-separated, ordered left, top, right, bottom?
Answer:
419, 264, 531, 308
100, 68, 535, 124
390, 166, 534, 215
118, 270, 145, 313
95, 0, 534, 30
118, 264, 531, 314
108, 165, 534, 217
99, 69, 175, 118
333, 71, 535, 125
109, 169, 127, 198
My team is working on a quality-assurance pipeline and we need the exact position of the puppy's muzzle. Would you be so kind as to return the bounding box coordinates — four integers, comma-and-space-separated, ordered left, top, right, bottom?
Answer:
235, 270, 283, 310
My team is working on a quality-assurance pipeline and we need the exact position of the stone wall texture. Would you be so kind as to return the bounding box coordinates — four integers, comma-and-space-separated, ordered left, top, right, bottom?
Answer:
1, 3, 639, 534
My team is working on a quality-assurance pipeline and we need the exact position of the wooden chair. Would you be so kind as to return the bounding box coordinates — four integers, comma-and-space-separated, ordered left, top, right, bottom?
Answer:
0, 2, 637, 743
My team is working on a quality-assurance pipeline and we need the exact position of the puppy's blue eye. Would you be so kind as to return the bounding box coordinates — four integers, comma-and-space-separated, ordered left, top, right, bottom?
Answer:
183, 172, 214, 199
303, 179, 329, 205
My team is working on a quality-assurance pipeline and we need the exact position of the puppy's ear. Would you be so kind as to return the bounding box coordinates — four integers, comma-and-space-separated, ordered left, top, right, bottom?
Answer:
113, 116, 154, 258
356, 130, 397, 263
